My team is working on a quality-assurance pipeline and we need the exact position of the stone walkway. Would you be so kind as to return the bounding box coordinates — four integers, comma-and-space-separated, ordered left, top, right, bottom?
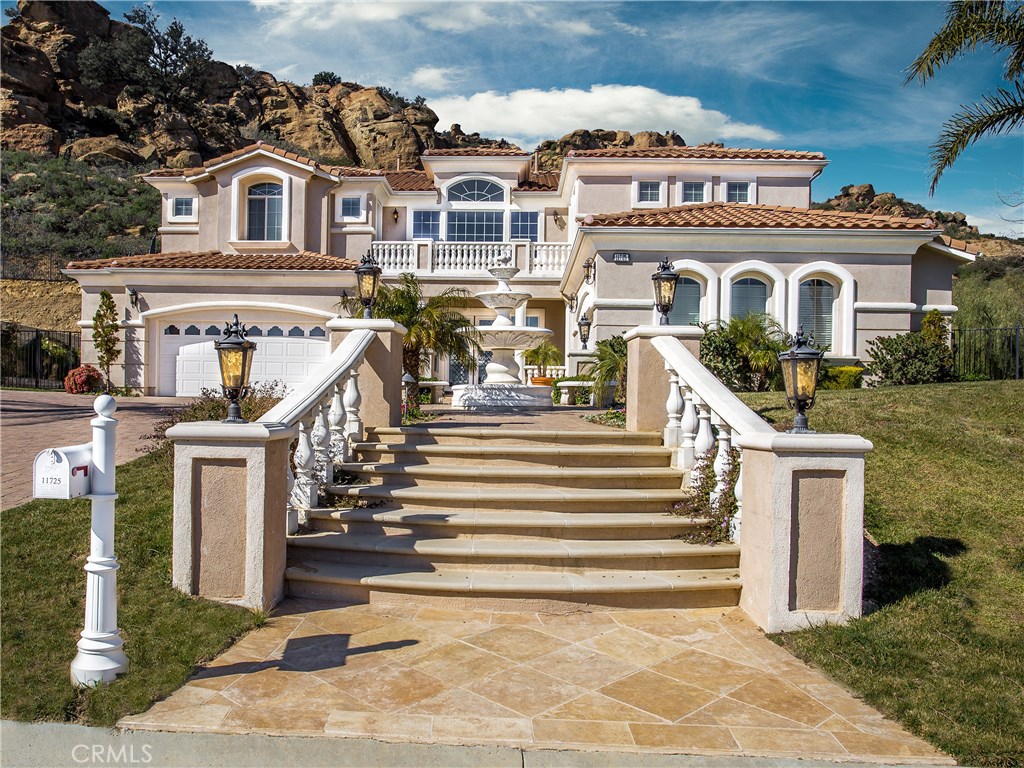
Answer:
120, 600, 949, 764
0, 390, 187, 510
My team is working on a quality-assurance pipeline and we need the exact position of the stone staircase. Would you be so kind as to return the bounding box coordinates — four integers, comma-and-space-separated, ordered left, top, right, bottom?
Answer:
285, 425, 741, 612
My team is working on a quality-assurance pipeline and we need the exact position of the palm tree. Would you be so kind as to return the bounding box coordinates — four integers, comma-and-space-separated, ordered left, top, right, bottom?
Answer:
586, 334, 628, 405
340, 273, 480, 403
906, 1, 1024, 194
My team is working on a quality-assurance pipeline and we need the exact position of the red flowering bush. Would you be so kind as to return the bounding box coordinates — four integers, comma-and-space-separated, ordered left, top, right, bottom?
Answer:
64, 364, 104, 394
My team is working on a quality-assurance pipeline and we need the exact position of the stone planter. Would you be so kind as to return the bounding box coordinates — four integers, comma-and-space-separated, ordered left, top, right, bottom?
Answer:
531, 376, 555, 387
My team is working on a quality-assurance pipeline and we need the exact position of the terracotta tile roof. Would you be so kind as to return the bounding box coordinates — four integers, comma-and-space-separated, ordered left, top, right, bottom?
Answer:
515, 171, 560, 191
567, 146, 827, 161
935, 234, 984, 255
384, 171, 434, 191
66, 250, 357, 271
582, 203, 934, 231
143, 142, 385, 180
144, 167, 198, 178
422, 148, 528, 156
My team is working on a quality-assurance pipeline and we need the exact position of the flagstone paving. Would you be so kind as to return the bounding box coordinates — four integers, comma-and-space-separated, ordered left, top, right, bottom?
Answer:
119, 600, 951, 764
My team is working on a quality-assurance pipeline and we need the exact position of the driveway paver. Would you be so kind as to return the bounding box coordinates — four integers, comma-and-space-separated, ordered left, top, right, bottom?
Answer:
0, 390, 188, 510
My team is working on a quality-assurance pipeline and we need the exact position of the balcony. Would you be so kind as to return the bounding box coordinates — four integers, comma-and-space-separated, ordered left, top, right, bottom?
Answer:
370, 241, 571, 278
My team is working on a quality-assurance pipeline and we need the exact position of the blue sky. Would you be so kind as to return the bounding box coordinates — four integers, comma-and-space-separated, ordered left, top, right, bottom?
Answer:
19, 1, 1024, 235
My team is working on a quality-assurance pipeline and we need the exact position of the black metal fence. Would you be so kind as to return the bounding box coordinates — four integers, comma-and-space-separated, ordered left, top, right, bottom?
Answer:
1, 326, 82, 389
952, 326, 1023, 381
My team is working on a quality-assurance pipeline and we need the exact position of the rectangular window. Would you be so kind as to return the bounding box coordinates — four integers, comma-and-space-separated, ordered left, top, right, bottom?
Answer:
446, 211, 503, 242
682, 182, 704, 203
412, 210, 440, 240
172, 197, 194, 218
727, 182, 750, 203
340, 197, 362, 218
510, 211, 539, 241
638, 181, 661, 203
525, 315, 540, 328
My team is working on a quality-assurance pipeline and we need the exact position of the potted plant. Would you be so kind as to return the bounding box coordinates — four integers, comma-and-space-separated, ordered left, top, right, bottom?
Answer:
523, 339, 563, 386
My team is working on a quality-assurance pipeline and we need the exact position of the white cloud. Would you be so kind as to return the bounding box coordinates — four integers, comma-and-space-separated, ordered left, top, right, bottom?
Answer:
552, 19, 600, 37
409, 66, 465, 91
430, 84, 780, 149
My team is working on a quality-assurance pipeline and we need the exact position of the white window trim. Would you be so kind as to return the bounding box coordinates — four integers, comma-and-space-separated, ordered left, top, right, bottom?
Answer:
632, 178, 668, 208
722, 179, 756, 205
676, 180, 712, 206
230, 167, 291, 245
335, 193, 367, 224
666, 259, 720, 323
719, 260, 786, 323
440, 176, 509, 207
787, 262, 856, 357
408, 209, 441, 241
167, 195, 198, 224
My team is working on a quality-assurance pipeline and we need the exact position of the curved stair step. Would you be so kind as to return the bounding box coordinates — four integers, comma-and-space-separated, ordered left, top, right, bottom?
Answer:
328, 485, 691, 502
352, 442, 673, 468
365, 427, 662, 447
335, 462, 684, 489
305, 507, 707, 529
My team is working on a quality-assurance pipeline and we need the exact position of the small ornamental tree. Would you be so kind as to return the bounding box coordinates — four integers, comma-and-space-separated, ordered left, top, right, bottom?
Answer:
92, 290, 122, 392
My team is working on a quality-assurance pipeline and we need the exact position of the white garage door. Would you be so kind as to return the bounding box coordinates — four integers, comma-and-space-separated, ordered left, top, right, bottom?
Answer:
158, 321, 330, 397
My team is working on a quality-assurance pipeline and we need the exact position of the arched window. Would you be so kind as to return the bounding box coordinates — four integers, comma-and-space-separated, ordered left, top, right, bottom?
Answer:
668, 277, 701, 325
447, 179, 503, 203
731, 278, 768, 318
184, 325, 200, 335
205, 325, 220, 336
267, 326, 284, 337
247, 182, 283, 240
309, 327, 326, 337
247, 326, 263, 336
287, 326, 304, 337
164, 325, 180, 335
799, 278, 834, 348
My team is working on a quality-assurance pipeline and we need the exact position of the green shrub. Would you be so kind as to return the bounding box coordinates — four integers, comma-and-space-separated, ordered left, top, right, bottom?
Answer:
819, 365, 864, 390
699, 315, 788, 391
867, 331, 954, 386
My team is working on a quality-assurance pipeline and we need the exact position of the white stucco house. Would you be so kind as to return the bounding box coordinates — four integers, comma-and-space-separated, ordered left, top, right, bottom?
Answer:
65, 141, 979, 395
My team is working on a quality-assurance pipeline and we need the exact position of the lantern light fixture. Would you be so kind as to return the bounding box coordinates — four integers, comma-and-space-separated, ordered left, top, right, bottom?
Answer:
565, 292, 578, 313
582, 257, 596, 285
127, 288, 140, 310
214, 314, 256, 424
651, 258, 678, 326
778, 325, 824, 434
354, 252, 383, 319
578, 314, 592, 350
392, 209, 400, 224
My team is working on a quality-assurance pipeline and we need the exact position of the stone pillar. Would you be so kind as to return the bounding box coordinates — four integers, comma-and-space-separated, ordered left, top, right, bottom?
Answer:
733, 432, 872, 633
623, 326, 704, 432
327, 319, 406, 429
167, 421, 296, 611
566, 350, 596, 378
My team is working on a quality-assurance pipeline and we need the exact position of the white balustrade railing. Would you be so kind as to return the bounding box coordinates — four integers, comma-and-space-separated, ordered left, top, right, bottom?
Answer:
258, 329, 375, 532
432, 242, 513, 272
529, 242, 570, 275
523, 365, 567, 381
370, 241, 417, 272
652, 335, 776, 542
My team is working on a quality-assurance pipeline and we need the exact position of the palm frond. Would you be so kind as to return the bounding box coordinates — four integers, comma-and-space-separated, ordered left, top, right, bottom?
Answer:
905, 1, 1024, 85
928, 83, 1024, 193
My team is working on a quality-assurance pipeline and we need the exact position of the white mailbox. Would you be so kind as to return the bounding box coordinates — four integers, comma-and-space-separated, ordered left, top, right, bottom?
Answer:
33, 443, 93, 500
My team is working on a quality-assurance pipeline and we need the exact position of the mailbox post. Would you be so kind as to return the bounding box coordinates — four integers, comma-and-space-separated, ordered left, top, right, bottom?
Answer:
35, 395, 128, 687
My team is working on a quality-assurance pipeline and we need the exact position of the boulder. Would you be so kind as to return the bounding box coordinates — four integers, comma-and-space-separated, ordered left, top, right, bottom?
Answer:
0, 37, 56, 99
2, 123, 60, 154
166, 149, 203, 168
67, 135, 143, 166
18, 0, 111, 39
1, 88, 48, 126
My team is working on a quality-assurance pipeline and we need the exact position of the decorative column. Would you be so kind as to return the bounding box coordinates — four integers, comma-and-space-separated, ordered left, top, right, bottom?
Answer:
292, 417, 317, 520
328, 378, 348, 464
310, 396, 332, 486
344, 369, 363, 445
710, 418, 733, 505
678, 384, 697, 470
664, 366, 683, 452
691, 397, 715, 487
70, 395, 128, 687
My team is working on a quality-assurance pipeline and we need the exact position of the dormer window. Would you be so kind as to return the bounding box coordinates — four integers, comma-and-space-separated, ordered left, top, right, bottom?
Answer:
336, 193, 367, 223
682, 182, 705, 203
173, 198, 194, 217
247, 182, 283, 240
638, 181, 661, 203
447, 179, 504, 203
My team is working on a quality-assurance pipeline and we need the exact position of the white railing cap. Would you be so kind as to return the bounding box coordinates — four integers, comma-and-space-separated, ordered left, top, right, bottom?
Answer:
259, 328, 376, 427
735, 432, 873, 453
325, 319, 407, 333
167, 421, 296, 442
652, 335, 775, 437
624, 326, 705, 342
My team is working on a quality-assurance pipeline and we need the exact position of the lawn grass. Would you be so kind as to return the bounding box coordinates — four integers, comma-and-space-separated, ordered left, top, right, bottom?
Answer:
740, 381, 1024, 767
0, 447, 255, 726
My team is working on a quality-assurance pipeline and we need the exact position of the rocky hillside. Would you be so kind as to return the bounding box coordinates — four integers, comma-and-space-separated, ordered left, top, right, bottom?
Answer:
534, 129, 688, 172
0, 0, 513, 170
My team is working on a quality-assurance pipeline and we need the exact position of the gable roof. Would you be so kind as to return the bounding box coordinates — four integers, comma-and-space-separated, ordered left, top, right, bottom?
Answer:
582, 203, 934, 231
65, 250, 357, 271
567, 146, 827, 161
515, 171, 560, 192
384, 170, 434, 191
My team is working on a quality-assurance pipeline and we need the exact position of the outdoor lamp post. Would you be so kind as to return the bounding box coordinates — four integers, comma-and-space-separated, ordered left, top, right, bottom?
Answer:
402, 372, 416, 414
578, 314, 592, 350
355, 252, 382, 319
652, 258, 678, 326
778, 325, 824, 433
214, 314, 256, 424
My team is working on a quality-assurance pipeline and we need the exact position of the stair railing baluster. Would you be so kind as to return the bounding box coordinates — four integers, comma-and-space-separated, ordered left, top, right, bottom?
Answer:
328, 377, 348, 464
690, 397, 714, 487
664, 365, 683, 455
292, 416, 317, 523
731, 452, 744, 543
311, 395, 332, 486
710, 416, 732, 505
679, 383, 697, 470
344, 367, 363, 447
285, 451, 298, 535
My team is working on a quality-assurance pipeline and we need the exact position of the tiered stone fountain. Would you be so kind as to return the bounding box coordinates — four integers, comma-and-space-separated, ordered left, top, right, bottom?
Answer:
451, 262, 554, 410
